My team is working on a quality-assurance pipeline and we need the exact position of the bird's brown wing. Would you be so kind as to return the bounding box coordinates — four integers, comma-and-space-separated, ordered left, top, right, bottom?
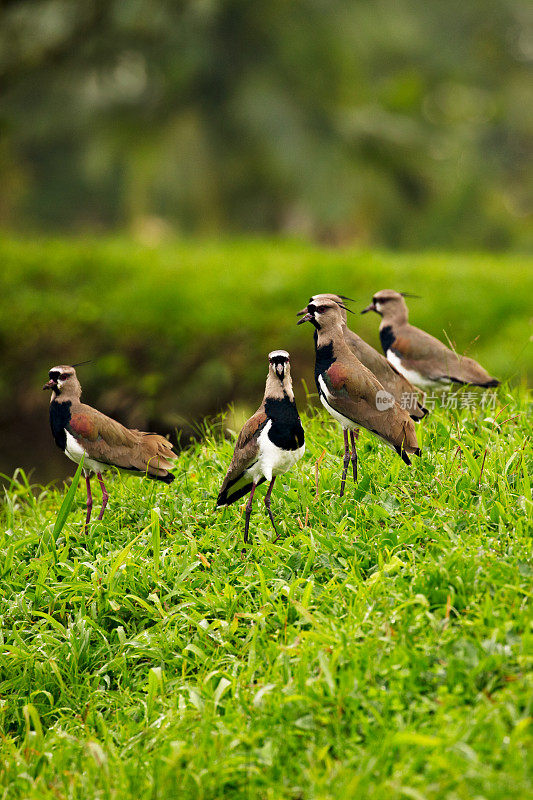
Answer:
322, 364, 420, 459
345, 330, 427, 418
216, 408, 268, 507
67, 404, 177, 477
393, 326, 499, 387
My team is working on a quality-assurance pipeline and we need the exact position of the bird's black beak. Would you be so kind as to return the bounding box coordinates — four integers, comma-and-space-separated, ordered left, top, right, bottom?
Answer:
361, 303, 376, 315
296, 308, 307, 317
43, 379, 56, 391
297, 312, 313, 325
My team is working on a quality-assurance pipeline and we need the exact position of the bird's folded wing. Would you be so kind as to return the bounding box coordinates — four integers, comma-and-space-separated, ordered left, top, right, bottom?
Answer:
348, 332, 426, 416
223, 410, 267, 484
364, 345, 424, 395
323, 367, 419, 451
394, 349, 496, 385
67, 408, 176, 475
392, 327, 497, 385
322, 368, 383, 429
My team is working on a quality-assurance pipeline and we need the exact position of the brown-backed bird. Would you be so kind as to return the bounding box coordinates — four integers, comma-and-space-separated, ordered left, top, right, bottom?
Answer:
43, 365, 177, 529
216, 351, 305, 544
298, 299, 420, 496
298, 293, 428, 421
361, 290, 499, 389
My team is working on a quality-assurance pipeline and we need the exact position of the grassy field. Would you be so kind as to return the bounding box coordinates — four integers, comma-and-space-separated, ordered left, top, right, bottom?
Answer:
1, 237, 532, 482
1, 385, 531, 799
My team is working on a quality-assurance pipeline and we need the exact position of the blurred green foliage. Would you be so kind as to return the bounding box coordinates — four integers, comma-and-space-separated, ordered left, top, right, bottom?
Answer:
0, 0, 531, 248
0, 237, 531, 482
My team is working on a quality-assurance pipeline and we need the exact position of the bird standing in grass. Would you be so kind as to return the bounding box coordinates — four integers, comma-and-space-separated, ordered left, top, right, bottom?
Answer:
297, 294, 429, 481
361, 290, 499, 389
299, 293, 427, 420
216, 351, 305, 544
298, 299, 421, 496
298, 293, 427, 480
43, 365, 177, 530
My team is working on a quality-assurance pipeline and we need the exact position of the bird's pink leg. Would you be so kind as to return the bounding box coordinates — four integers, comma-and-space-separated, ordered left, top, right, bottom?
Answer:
264, 477, 279, 538
96, 472, 109, 520
84, 473, 93, 532
350, 429, 359, 484
244, 482, 257, 544
340, 429, 350, 497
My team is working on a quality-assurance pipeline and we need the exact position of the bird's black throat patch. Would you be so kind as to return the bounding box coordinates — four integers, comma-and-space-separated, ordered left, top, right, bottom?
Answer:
379, 325, 395, 354
49, 400, 71, 451
314, 339, 335, 387
265, 397, 305, 450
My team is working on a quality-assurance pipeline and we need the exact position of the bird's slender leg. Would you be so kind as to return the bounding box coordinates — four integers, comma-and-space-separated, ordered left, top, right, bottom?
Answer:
96, 472, 109, 520
264, 477, 280, 538
244, 482, 258, 544
340, 429, 350, 498
84, 473, 93, 532
350, 429, 359, 484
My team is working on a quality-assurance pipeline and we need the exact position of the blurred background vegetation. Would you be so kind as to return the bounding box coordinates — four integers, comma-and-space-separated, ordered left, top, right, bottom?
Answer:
1, 239, 531, 483
0, 0, 531, 248
0, 1, 531, 483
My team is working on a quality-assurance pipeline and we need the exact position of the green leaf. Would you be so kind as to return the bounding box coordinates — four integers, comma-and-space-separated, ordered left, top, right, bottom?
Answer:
213, 677, 232, 710
50, 455, 85, 552
151, 507, 160, 579
107, 530, 145, 586
23, 703, 43, 749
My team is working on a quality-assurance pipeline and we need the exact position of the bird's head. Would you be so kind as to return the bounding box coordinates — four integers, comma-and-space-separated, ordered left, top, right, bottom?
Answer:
361, 290, 415, 318
43, 365, 82, 398
268, 350, 291, 381
297, 297, 346, 331
297, 293, 353, 324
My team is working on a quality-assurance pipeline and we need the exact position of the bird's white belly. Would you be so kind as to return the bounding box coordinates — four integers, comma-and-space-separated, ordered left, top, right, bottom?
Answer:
247, 421, 305, 483
386, 350, 449, 390
64, 431, 108, 474
317, 375, 359, 431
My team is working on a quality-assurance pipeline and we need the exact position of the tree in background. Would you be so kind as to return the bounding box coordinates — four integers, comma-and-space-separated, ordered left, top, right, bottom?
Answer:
0, 0, 531, 248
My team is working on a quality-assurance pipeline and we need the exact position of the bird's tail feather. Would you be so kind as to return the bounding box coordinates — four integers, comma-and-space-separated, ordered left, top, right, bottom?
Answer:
149, 471, 175, 484
217, 474, 265, 508
411, 404, 429, 421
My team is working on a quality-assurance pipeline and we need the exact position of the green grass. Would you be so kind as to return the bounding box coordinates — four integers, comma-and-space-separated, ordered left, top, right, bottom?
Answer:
1, 385, 531, 799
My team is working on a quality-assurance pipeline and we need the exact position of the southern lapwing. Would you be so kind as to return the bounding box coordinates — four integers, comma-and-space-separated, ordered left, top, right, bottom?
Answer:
361, 290, 499, 389
216, 351, 305, 544
298, 293, 428, 421
43, 365, 177, 530
298, 299, 420, 496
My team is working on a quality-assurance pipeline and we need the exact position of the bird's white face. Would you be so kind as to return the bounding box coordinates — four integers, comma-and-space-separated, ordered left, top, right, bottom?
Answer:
268, 350, 290, 379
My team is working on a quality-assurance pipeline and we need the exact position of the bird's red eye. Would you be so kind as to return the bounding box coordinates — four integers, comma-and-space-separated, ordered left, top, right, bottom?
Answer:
60, 373, 70, 380
316, 305, 328, 313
